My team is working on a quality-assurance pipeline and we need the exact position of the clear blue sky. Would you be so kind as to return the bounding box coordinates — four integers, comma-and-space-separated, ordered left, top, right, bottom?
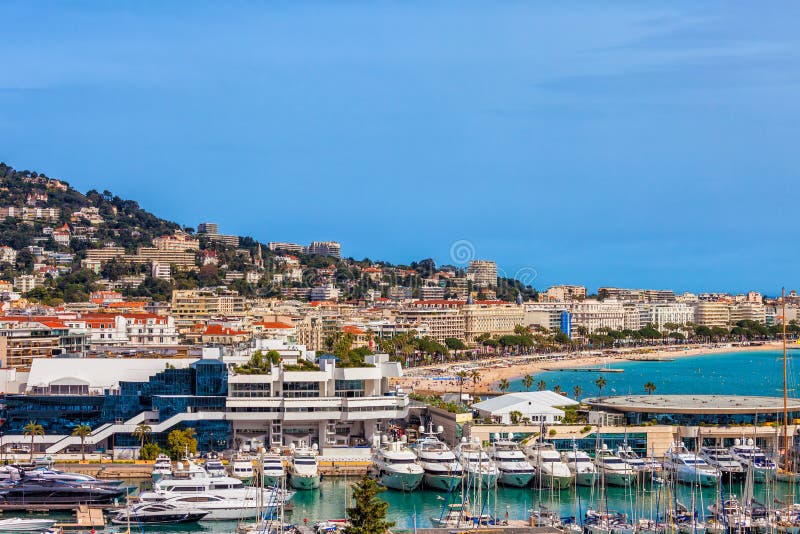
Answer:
1, 2, 798, 294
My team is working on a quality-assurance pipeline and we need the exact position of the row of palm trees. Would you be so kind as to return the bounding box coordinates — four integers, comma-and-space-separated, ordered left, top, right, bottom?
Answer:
20, 420, 154, 463
492, 374, 657, 400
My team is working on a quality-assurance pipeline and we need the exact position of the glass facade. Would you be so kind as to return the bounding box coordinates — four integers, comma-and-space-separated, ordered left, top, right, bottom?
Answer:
282, 381, 320, 398
2, 359, 230, 451
335, 379, 365, 398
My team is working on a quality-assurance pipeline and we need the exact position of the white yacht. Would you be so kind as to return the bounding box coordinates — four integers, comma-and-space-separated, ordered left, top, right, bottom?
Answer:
730, 438, 777, 482
700, 446, 745, 481
525, 441, 573, 489
594, 444, 635, 487
155, 493, 271, 521
204, 453, 226, 478
288, 444, 321, 490
615, 445, 658, 482
372, 435, 424, 491
488, 440, 535, 488
664, 443, 721, 486
561, 450, 598, 487
230, 455, 255, 484
152, 454, 173, 482
411, 425, 463, 492
454, 438, 499, 488
261, 453, 286, 487
138, 459, 293, 519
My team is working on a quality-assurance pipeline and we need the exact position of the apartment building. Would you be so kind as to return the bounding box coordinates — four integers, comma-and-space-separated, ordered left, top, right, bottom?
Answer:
544, 285, 587, 302
132, 248, 196, 268
568, 300, 625, 333
693, 301, 732, 327
467, 260, 497, 288
395, 301, 466, 343
171, 290, 247, 328
648, 303, 695, 329
307, 241, 341, 258
462, 301, 525, 343
523, 303, 570, 334
85, 246, 126, 263
598, 287, 676, 303
153, 232, 200, 252
730, 302, 767, 324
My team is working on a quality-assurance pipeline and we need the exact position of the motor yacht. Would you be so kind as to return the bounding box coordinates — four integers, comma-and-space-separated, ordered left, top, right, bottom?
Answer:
730, 438, 777, 482
488, 440, 535, 488
230, 455, 255, 484
151, 454, 173, 482
664, 443, 721, 486
204, 452, 226, 478
594, 445, 635, 487
112, 501, 209, 524
261, 453, 286, 488
454, 438, 499, 488
561, 450, 598, 487
700, 446, 745, 481
411, 424, 462, 492
371, 435, 424, 491
288, 443, 321, 490
525, 441, 573, 489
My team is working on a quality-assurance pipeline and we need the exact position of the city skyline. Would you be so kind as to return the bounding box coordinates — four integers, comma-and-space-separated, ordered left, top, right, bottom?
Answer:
2, 2, 799, 293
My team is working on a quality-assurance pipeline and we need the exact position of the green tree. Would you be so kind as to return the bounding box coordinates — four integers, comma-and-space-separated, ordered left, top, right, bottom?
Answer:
595, 376, 607, 398
456, 370, 468, 401
498, 378, 510, 393
23, 420, 45, 463
573, 385, 583, 400
71, 424, 92, 461
537, 379, 547, 391
522, 375, 534, 391
470, 370, 481, 398
444, 338, 467, 351
133, 422, 152, 448
139, 443, 162, 460
644, 381, 656, 395
346, 475, 395, 534
167, 428, 198, 460
509, 410, 523, 425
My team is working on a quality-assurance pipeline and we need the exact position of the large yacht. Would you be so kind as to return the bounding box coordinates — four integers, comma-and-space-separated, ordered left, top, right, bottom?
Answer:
561, 450, 598, 487
524, 441, 573, 489
261, 453, 286, 487
615, 446, 658, 482
138, 458, 292, 511
488, 440, 535, 488
411, 424, 463, 492
112, 501, 209, 524
203, 452, 226, 478
371, 435, 424, 491
700, 446, 745, 481
0, 478, 126, 505
454, 438, 499, 488
594, 444, 636, 487
151, 454, 173, 482
730, 438, 777, 482
230, 455, 255, 484
288, 443, 321, 490
664, 443, 721, 486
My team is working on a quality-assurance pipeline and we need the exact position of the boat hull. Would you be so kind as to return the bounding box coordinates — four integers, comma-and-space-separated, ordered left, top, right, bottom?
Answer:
603, 472, 635, 487
575, 472, 599, 487
536, 473, 573, 489
674, 470, 719, 487
112, 512, 208, 525
498, 471, 534, 488
423, 473, 461, 492
290, 474, 320, 490
377, 470, 424, 491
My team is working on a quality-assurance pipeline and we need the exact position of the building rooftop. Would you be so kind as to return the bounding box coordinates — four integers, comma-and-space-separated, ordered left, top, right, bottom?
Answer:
473, 391, 579, 413
584, 394, 800, 415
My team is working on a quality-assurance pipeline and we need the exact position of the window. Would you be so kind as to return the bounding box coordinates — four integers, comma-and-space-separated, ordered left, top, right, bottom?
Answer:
231, 383, 272, 398
283, 381, 319, 398
335, 380, 365, 398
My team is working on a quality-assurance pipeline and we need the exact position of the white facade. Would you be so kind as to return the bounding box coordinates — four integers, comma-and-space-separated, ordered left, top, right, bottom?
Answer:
568, 301, 625, 333
648, 303, 695, 329
472, 391, 579, 424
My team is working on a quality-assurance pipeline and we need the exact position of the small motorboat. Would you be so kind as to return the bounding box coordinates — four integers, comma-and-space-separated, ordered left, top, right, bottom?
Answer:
0, 517, 57, 531
111, 502, 210, 524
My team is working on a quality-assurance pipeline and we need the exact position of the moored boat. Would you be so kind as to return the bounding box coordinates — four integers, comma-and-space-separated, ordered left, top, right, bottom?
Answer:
371, 435, 424, 491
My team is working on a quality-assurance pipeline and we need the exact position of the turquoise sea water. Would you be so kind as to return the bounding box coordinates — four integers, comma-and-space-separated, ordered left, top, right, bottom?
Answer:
509, 350, 798, 398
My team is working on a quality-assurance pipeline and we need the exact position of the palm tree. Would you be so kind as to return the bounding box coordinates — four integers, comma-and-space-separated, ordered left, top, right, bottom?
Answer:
133, 422, 152, 449
644, 381, 656, 395
456, 370, 468, 401
498, 378, 510, 393
522, 375, 534, 392
595, 376, 607, 398
573, 384, 583, 400
470, 370, 481, 398
537, 380, 547, 391
72, 424, 92, 461
553, 385, 563, 395
23, 421, 44, 463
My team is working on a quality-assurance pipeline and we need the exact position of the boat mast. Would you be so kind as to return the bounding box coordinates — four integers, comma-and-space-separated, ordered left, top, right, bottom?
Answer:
783, 287, 792, 513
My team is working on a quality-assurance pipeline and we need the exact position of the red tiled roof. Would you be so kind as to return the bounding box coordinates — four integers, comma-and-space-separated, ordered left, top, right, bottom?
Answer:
255, 321, 293, 329
203, 324, 249, 336
342, 325, 366, 335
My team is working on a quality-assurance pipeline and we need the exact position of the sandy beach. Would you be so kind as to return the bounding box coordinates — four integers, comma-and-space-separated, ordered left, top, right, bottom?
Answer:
391, 342, 784, 396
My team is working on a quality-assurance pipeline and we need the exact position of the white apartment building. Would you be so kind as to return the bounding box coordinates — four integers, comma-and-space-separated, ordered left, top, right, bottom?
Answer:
523, 303, 567, 332
65, 314, 179, 347
463, 301, 525, 343
310, 284, 340, 302
467, 260, 497, 288
568, 300, 625, 333
307, 241, 341, 258
13, 274, 37, 293
0, 246, 17, 264
693, 301, 731, 327
648, 303, 695, 329
151, 262, 171, 281
730, 302, 766, 324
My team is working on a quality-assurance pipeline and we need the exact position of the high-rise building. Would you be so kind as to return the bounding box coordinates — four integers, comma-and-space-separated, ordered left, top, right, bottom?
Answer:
197, 222, 219, 235
467, 260, 497, 288
307, 241, 341, 258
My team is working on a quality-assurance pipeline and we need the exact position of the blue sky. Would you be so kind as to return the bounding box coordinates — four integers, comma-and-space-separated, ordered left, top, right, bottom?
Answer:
1, 2, 798, 294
